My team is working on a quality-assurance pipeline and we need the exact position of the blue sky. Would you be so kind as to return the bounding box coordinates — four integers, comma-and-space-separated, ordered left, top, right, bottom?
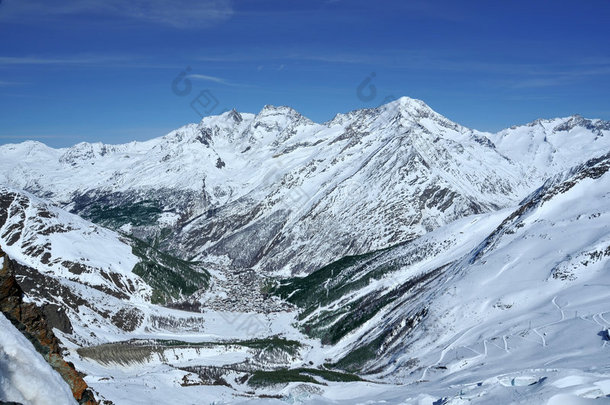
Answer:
1, 0, 609, 147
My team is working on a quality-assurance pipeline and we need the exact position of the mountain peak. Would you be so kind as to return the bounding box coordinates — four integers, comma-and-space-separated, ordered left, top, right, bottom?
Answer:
247, 105, 313, 140
553, 114, 610, 133
227, 108, 243, 123
198, 108, 254, 130
326, 96, 440, 127
258, 104, 303, 118
389, 96, 441, 119
387, 96, 431, 110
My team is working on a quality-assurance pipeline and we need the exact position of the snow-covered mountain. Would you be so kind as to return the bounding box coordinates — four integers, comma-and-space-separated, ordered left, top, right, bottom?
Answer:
489, 114, 610, 180
1, 97, 610, 404
35, 149, 610, 405
275, 152, 610, 381
2, 97, 608, 278
0, 186, 212, 346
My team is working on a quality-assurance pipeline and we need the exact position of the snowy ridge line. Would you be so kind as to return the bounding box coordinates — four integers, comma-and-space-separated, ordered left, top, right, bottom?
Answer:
2, 97, 608, 276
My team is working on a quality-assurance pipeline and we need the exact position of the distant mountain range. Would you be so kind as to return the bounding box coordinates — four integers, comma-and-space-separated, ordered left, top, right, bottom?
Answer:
2, 97, 608, 277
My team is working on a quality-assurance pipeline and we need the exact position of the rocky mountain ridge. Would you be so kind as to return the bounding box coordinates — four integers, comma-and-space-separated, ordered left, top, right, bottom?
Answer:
2, 97, 607, 277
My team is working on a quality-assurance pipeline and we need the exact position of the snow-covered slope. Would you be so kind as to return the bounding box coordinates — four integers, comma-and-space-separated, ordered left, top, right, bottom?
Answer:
2, 99, 607, 276
386, 151, 610, 378
0, 186, 147, 301
0, 312, 77, 405
0, 97, 587, 276
0, 187, 212, 347
488, 114, 610, 181
268, 152, 610, 404
58, 148, 610, 405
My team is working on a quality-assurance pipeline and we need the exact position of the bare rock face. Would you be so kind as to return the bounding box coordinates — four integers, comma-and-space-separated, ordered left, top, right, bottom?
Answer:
41, 303, 73, 335
0, 247, 97, 405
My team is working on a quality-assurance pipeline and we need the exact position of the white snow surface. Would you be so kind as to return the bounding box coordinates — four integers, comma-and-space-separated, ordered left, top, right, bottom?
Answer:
489, 114, 610, 181
0, 313, 77, 405
0, 185, 150, 303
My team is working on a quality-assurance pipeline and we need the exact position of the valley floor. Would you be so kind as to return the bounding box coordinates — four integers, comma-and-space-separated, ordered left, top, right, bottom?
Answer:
64, 296, 610, 404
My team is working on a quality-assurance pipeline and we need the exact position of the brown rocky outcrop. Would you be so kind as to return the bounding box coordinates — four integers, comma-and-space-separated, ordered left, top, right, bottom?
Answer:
0, 246, 98, 405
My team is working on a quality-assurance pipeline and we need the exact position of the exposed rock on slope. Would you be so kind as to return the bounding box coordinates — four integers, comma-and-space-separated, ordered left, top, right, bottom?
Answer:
0, 187, 210, 347
0, 247, 97, 405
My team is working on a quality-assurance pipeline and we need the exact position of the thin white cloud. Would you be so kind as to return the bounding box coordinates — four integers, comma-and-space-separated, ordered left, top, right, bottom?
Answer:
510, 77, 569, 89
285, 53, 374, 64
195, 51, 375, 65
0, 55, 128, 65
0, 55, 182, 69
186, 73, 258, 88
193, 49, 610, 84
187, 73, 234, 86
0, 0, 233, 28
493, 63, 610, 89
